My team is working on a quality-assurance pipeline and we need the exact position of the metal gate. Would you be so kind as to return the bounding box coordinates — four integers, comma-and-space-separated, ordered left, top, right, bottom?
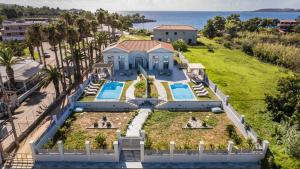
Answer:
3, 153, 34, 169
119, 137, 142, 150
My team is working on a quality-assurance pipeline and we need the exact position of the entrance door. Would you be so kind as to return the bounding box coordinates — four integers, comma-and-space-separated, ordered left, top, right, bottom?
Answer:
135, 57, 144, 68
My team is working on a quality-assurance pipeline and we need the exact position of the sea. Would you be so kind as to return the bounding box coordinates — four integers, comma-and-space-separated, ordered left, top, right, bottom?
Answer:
120, 11, 300, 30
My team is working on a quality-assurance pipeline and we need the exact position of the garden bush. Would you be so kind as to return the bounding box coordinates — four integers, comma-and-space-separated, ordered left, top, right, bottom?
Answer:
172, 39, 188, 52
95, 133, 107, 149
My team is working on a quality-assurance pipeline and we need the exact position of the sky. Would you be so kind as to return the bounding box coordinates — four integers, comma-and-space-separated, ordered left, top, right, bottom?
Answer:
1, 0, 300, 12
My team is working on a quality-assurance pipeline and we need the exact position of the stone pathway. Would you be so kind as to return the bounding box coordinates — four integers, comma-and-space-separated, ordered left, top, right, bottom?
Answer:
154, 80, 167, 101
126, 108, 152, 137
126, 77, 139, 99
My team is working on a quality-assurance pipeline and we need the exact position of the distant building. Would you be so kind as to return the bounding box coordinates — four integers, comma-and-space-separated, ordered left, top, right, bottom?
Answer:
1, 19, 48, 41
277, 20, 300, 31
153, 25, 198, 44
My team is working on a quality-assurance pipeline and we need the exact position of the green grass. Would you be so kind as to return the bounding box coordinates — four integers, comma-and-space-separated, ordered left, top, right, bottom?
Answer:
119, 34, 151, 42
134, 75, 147, 98
161, 82, 173, 101
120, 80, 134, 101
24, 47, 39, 60
184, 37, 298, 169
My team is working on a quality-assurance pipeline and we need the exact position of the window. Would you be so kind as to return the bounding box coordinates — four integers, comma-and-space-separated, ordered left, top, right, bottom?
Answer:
166, 32, 169, 35
158, 38, 162, 41
19, 32, 24, 36
6, 33, 11, 36
19, 27, 22, 30
5, 27, 9, 30
174, 32, 177, 35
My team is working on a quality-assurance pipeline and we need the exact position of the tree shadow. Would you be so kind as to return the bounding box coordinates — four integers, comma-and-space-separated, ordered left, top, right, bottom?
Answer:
23, 91, 47, 106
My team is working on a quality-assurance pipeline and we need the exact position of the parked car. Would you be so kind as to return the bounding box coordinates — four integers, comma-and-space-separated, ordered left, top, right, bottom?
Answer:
43, 52, 50, 58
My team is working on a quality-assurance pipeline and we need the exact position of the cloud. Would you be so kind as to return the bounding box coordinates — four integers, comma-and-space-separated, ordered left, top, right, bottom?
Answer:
1, 0, 300, 11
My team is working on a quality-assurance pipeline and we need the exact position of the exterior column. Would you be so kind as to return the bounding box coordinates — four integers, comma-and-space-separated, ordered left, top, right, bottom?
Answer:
140, 141, 145, 162
57, 140, 64, 159
158, 55, 164, 70
227, 141, 234, 154
170, 141, 175, 161
214, 84, 218, 93
125, 55, 129, 70
148, 55, 153, 70
199, 141, 205, 160
169, 55, 174, 70
114, 56, 119, 70
85, 141, 91, 160
29, 140, 36, 160
116, 129, 121, 139
113, 141, 119, 162
262, 140, 269, 156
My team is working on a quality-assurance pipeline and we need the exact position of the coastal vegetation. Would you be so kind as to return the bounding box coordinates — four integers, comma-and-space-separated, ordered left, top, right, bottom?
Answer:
184, 36, 299, 169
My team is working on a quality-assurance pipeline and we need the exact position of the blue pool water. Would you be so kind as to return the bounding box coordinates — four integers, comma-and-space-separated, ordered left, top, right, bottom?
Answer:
96, 81, 124, 100
170, 83, 196, 101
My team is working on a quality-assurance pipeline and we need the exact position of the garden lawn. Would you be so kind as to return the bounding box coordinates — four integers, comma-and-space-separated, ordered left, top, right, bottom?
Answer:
119, 34, 151, 41
120, 80, 134, 101
184, 37, 298, 169
44, 112, 135, 150
161, 82, 173, 101
143, 111, 245, 150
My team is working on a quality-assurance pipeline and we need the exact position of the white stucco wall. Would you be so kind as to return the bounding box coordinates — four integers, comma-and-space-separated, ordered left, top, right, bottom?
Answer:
153, 30, 198, 44
103, 48, 174, 71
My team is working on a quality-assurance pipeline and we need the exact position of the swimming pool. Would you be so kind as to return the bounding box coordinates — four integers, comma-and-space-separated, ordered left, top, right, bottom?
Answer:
95, 81, 124, 101
170, 83, 196, 101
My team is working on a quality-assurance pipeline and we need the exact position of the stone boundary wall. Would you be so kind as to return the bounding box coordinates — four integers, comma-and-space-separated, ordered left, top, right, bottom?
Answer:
75, 101, 138, 112
155, 101, 222, 111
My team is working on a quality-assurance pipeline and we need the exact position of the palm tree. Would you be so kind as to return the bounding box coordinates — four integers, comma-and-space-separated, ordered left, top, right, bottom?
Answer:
45, 24, 67, 91
26, 25, 42, 64
41, 65, 61, 98
55, 20, 72, 84
66, 26, 81, 83
111, 19, 121, 40
0, 48, 23, 89
96, 9, 106, 29
29, 23, 46, 67
75, 18, 89, 76
90, 20, 98, 61
71, 48, 85, 83
60, 12, 75, 26
95, 31, 110, 62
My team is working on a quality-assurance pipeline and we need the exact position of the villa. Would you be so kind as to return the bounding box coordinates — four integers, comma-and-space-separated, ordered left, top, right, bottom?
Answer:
153, 25, 198, 44
103, 40, 174, 72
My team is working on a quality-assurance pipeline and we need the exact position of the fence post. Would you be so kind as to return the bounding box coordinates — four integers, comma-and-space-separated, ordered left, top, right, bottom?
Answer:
140, 141, 145, 162
85, 141, 91, 160
170, 141, 175, 161
214, 84, 217, 93
240, 115, 245, 124
262, 140, 269, 156
227, 141, 234, 155
116, 129, 121, 139
225, 96, 230, 105
113, 141, 119, 162
57, 140, 64, 159
29, 140, 36, 160
199, 141, 205, 160
140, 130, 145, 139
52, 115, 58, 124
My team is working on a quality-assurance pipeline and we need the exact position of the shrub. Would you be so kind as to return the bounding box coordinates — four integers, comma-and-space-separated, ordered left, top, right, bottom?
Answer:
106, 122, 112, 128
284, 126, 300, 158
95, 133, 107, 149
207, 44, 215, 53
102, 116, 107, 122
225, 125, 235, 137
187, 122, 192, 128
94, 122, 98, 128
202, 121, 207, 127
223, 42, 232, 49
191, 116, 196, 121
172, 39, 188, 52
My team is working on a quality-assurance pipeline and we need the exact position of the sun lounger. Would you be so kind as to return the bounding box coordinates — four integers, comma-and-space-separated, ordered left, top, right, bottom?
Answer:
193, 86, 204, 90
197, 91, 209, 97
88, 84, 99, 89
84, 90, 96, 95
195, 89, 207, 94
85, 87, 98, 92
91, 82, 101, 86
192, 84, 204, 88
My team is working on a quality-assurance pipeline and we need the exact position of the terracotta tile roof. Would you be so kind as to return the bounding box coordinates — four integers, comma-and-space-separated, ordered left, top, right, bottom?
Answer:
280, 20, 299, 23
154, 25, 197, 31
113, 40, 174, 52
